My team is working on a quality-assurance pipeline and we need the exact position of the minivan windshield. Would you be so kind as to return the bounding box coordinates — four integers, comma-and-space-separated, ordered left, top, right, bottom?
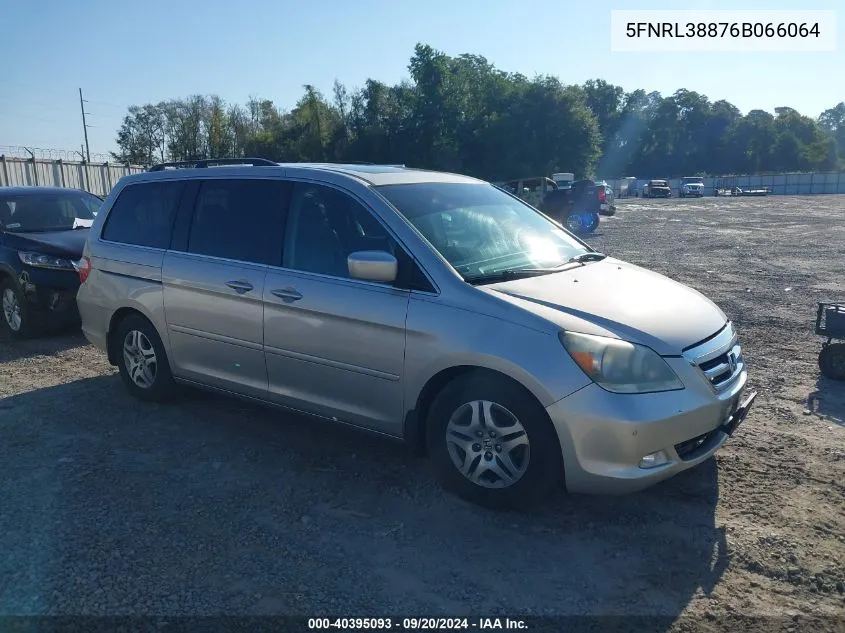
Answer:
0, 191, 102, 233
377, 182, 590, 281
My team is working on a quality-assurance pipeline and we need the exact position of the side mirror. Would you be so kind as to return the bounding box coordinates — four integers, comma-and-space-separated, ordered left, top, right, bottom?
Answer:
348, 250, 397, 283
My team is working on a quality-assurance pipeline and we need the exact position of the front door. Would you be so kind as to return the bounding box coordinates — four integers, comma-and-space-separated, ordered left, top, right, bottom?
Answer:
263, 182, 410, 435
162, 178, 289, 398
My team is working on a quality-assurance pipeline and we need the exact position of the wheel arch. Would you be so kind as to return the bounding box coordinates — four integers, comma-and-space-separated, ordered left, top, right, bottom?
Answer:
403, 365, 554, 457
0, 262, 19, 285
105, 305, 158, 365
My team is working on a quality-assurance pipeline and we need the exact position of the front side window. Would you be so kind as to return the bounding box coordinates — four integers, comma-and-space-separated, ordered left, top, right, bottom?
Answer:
0, 191, 102, 233
283, 183, 397, 280
102, 181, 185, 248
187, 179, 287, 265
376, 182, 590, 281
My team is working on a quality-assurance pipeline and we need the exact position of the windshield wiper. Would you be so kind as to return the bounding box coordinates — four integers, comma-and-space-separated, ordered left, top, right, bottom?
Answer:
568, 252, 607, 264
464, 253, 608, 284
464, 268, 564, 284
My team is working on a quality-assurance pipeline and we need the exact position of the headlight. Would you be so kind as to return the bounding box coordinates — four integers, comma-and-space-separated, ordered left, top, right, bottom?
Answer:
559, 331, 683, 394
18, 251, 76, 271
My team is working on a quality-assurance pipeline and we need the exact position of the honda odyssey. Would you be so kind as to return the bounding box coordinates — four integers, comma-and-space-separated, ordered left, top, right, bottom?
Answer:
76, 159, 756, 508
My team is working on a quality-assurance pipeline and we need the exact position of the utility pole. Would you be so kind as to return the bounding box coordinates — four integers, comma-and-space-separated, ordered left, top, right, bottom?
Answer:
79, 88, 91, 163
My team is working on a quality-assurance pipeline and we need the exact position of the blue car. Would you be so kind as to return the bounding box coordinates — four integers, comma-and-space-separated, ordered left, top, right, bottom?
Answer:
0, 186, 102, 338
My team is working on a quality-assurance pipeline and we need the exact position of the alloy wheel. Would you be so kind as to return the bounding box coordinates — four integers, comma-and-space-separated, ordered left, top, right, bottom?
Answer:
122, 329, 158, 388
2, 288, 22, 332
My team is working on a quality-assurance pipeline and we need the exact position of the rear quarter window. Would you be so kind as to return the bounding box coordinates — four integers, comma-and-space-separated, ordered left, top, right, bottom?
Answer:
102, 181, 185, 249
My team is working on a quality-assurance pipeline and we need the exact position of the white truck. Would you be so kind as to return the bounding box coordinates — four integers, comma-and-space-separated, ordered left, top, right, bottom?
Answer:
679, 176, 705, 198
552, 172, 574, 190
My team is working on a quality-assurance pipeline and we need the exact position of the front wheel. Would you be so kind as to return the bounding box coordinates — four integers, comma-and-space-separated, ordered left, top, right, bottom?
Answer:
1, 279, 34, 339
426, 372, 563, 509
819, 344, 845, 381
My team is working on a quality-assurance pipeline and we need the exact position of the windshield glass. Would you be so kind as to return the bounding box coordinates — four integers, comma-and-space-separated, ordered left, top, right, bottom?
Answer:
683, 178, 703, 184
0, 191, 101, 232
377, 182, 589, 279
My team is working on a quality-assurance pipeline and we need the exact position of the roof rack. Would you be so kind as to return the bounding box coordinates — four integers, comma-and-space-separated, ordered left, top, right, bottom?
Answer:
147, 157, 278, 172
334, 161, 406, 167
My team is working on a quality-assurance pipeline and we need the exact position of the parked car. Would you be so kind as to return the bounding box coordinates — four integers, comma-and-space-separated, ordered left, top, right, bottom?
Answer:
77, 159, 756, 509
551, 172, 574, 190
495, 176, 603, 234
595, 180, 616, 216
0, 186, 102, 338
643, 179, 672, 198
620, 177, 638, 198
679, 177, 705, 198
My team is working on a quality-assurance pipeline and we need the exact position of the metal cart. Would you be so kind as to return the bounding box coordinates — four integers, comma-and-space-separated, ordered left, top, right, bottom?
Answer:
815, 302, 845, 381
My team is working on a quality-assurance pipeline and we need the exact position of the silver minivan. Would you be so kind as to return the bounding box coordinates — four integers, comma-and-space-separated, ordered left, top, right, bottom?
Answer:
76, 160, 756, 508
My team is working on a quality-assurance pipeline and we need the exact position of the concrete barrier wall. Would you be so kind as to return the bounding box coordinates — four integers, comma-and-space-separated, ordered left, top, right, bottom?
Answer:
0, 156, 145, 197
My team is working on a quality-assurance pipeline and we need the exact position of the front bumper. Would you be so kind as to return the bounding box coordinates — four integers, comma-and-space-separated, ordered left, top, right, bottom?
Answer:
546, 365, 753, 494
17, 268, 81, 325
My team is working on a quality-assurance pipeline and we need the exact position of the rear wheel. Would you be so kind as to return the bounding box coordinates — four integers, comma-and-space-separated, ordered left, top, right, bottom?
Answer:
115, 314, 176, 401
426, 372, 562, 509
819, 344, 845, 381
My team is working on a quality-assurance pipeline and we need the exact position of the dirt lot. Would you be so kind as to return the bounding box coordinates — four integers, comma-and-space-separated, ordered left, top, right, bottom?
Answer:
1, 194, 843, 630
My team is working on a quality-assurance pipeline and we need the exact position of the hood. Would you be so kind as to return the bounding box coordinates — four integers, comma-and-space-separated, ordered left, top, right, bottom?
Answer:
3, 229, 88, 258
684, 183, 703, 189
480, 258, 727, 355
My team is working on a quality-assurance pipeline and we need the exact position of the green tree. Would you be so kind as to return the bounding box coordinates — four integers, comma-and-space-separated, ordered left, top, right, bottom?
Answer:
112, 43, 844, 176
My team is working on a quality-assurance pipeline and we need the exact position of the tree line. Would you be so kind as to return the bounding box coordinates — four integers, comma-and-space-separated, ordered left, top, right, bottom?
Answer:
112, 43, 845, 180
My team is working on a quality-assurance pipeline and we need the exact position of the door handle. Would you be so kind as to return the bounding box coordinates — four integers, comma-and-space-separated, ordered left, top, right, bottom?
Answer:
225, 280, 254, 294
271, 287, 303, 302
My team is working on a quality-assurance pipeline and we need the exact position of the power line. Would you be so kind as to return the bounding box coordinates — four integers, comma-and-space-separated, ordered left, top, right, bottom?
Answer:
0, 112, 68, 125
84, 99, 130, 111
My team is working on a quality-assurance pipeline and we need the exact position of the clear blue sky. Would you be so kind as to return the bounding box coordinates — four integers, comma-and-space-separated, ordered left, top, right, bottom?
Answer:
0, 0, 841, 157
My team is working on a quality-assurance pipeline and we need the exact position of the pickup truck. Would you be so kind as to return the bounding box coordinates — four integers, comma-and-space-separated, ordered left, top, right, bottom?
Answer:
494, 176, 604, 235
643, 179, 672, 198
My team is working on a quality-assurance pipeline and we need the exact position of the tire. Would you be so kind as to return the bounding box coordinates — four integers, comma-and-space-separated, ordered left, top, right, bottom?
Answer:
114, 313, 176, 401
565, 213, 584, 234
818, 344, 845, 382
0, 278, 35, 340
583, 212, 600, 233
425, 371, 563, 509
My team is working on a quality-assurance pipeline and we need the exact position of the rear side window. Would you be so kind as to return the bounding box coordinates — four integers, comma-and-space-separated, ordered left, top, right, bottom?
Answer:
186, 179, 286, 265
102, 181, 185, 248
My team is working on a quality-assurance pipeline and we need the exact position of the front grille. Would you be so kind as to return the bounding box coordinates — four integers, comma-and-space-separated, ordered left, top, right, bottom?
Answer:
683, 324, 744, 392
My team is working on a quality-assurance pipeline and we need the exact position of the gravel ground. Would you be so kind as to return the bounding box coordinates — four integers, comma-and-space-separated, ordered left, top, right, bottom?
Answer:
0, 195, 843, 630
